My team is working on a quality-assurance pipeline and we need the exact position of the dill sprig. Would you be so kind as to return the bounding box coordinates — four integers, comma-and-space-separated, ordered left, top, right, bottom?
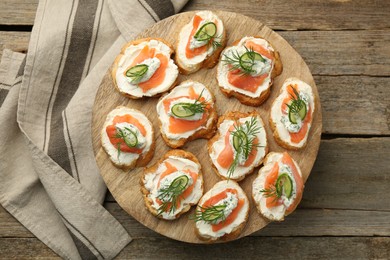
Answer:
157, 175, 189, 216
222, 46, 264, 75
113, 127, 138, 160
191, 204, 227, 224
226, 117, 262, 179
173, 88, 209, 115
285, 85, 306, 115
260, 185, 281, 199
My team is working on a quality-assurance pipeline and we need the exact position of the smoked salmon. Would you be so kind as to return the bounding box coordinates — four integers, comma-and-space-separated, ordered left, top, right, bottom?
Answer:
194, 180, 249, 241
112, 38, 178, 98
217, 36, 283, 106
270, 78, 315, 150
141, 150, 204, 220
208, 111, 268, 182
101, 106, 154, 170
252, 152, 304, 221
156, 80, 217, 148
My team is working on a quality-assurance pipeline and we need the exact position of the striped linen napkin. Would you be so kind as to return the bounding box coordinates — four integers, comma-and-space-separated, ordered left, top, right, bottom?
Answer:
0, 0, 188, 259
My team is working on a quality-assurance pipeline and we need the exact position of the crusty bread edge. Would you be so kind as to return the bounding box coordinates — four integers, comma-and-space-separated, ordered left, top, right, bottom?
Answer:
217, 36, 283, 107
174, 15, 227, 75
140, 149, 204, 220
207, 110, 269, 182
158, 80, 218, 148
100, 106, 155, 171
194, 181, 250, 242
111, 37, 177, 99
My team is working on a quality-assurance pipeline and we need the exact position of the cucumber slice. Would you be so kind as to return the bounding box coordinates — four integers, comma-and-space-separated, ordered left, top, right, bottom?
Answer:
171, 175, 189, 190
288, 100, 307, 124
123, 127, 138, 147
194, 22, 217, 41
275, 173, 293, 199
239, 51, 265, 71
171, 103, 195, 118
232, 130, 248, 151
202, 204, 226, 222
125, 64, 148, 82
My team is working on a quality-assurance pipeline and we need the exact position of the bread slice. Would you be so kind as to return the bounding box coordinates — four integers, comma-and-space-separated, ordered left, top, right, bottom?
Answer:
111, 37, 178, 99
269, 77, 316, 150
175, 11, 227, 75
217, 36, 283, 106
252, 152, 304, 221
140, 149, 204, 220
101, 106, 155, 170
156, 80, 218, 148
194, 180, 249, 242
208, 110, 268, 182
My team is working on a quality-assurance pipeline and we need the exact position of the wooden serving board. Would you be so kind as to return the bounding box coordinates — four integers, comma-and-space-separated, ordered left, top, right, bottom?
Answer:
92, 10, 322, 243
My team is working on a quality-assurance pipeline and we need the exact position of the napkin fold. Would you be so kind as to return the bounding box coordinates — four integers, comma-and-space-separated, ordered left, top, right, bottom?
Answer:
0, 0, 188, 259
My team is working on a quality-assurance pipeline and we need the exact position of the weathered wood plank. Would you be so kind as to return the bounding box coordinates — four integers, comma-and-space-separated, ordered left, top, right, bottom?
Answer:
0, 0, 38, 26
303, 138, 390, 210
315, 75, 390, 135
0, 237, 389, 259
184, 0, 390, 30
0, 238, 60, 259
0, 31, 30, 59
2, 30, 390, 78
280, 30, 390, 76
1, 0, 390, 30
117, 237, 390, 259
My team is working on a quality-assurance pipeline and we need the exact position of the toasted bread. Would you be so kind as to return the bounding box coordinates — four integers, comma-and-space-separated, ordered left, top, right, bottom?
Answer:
208, 110, 268, 182
252, 152, 304, 221
269, 77, 315, 150
112, 37, 178, 99
156, 80, 218, 148
175, 11, 227, 75
101, 106, 155, 170
194, 180, 249, 242
140, 149, 204, 220
217, 36, 283, 106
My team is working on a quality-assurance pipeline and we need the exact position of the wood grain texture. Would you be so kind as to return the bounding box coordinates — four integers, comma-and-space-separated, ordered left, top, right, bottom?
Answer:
92, 11, 322, 243
303, 137, 390, 210
0, 31, 30, 59
3, 0, 390, 30
0, 236, 389, 259
0, 0, 38, 25
116, 237, 390, 259
183, 0, 390, 30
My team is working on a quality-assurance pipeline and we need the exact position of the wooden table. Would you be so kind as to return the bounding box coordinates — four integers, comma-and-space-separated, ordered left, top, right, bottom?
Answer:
1, 0, 389, 258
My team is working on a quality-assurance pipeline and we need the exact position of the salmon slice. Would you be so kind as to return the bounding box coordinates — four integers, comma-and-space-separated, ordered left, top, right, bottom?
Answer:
185, 15, 208, 59
156, 161, 199, 212
281, 84, 312, 144
201, 188, 244, 232
106, 114, 146, 153
281, 152, 304, 213
245, 41, 273, 60
216, 125, 259, 169
264, 162, 282, 208
162, 86, 209, 134
130, 45, 156, 66
138, 53, 168, 92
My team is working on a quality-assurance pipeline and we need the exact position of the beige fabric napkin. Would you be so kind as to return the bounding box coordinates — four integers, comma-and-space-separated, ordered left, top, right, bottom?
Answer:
0, 0, 188, 259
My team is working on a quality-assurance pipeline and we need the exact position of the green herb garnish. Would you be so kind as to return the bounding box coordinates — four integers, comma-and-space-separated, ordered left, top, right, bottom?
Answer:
222, 46, 265, 75
227, 117, 262, 179
157, 175, 189, 216
113, 127, 139, 159
193, 22, 222, 51
191, 204, 227, 224
125, 64, 148, 84
285, 86, 307, 124
170, 89, 208, 118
